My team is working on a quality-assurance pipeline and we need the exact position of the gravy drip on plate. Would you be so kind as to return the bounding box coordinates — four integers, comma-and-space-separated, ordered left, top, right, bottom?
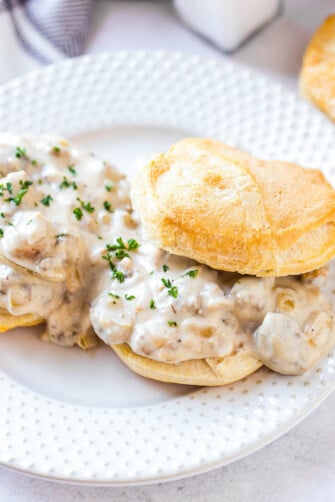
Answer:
0, 134, 132, 347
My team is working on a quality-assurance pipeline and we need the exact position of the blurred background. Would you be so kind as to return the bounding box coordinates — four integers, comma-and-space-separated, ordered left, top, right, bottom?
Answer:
1, 0, 334, 90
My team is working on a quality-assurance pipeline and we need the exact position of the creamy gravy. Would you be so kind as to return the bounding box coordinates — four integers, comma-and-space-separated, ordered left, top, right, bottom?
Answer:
0, 134, 132, 347
91, 233, 335, 374
1, 134, 334, 376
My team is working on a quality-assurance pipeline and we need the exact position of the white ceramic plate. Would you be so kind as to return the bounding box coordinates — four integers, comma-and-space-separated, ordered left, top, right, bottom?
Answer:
0, 52, 335, 486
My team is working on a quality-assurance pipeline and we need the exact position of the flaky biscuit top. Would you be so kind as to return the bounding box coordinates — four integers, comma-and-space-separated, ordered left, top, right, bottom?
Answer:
132, 138, 335, 276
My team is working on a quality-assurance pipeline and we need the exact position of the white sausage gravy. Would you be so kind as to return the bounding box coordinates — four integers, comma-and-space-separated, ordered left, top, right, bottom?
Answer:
0, 135, 334, 375
0, 134, 131, 348
91, 239, 335, 375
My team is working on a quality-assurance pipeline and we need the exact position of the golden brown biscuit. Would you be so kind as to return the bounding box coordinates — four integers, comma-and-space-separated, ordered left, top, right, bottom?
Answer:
0, 307, 97, 349
300, 16, 335, 121
112, 343, 262, 386
131, 138, 335, 276
0, 310, 43, 332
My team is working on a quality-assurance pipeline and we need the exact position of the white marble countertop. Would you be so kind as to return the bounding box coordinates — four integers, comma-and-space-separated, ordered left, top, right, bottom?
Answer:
1, 1, 335, 500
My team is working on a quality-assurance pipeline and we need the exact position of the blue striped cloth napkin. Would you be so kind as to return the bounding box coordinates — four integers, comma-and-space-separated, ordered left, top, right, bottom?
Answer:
0, 0, 92, 81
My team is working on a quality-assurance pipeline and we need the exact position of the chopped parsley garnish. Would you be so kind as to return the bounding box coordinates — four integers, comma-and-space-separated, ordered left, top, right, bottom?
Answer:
102, 251, 125, 282
102, 237, 140, 282
168, 286, 178, 298
77, 197, 95, 213
127, 238, 140, 251
0, 182, 15, 197
60, 177, 70, 188
106, 237, 140, 252
149, 299, 156, 309
125, 294, 135, 301
0, 213, 4, 218
0, 228, 4, 238
168, 320, 177, 327
102, 252, 114, 269
161, 278, 172, 289
68, 165, 77, 175
40, 194, 53, 206
31, 159, 38, 166
162, 264, 169, 272
105, 184, 113, 192
108, 292, 120, 299
112, 269, 125, 283
38, 179, 43, 185
103, 200, 113, 213
60, 176, 77, 190
56, 233, 68, 239
183, 269, 199, 279
73, 207, 83, 220
161, 277, 178, 298
60, 177, 71, 188
52, 146, 61, 153
5, 180, 33, 206
114, 249, 130, 259
15, 146, 26, 158
106, 237, 126, 251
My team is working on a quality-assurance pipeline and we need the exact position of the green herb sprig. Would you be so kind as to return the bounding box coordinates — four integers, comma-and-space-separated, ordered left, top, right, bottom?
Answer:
161, 278, 178, 298
5, 180, 33, 206
15, 146, 26, 158
40, 195, 53, 206
73, 207, 83, 220
60, 176, 77, 190
76, 197, 95, 213
102, 236, 140, 283
183, 269, 199, 279
103, 201, 113, 213
68, 165, 77, 175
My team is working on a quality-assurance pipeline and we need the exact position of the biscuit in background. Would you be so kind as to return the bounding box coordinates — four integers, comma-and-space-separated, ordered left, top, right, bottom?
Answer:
300, 15, 335, 122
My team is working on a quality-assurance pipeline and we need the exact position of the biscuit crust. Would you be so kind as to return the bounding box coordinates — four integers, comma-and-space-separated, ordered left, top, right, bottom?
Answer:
132, 138, 335, 276
0, 310, 43, 332
300, 15, 335, 121
112, 343, 262, 386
